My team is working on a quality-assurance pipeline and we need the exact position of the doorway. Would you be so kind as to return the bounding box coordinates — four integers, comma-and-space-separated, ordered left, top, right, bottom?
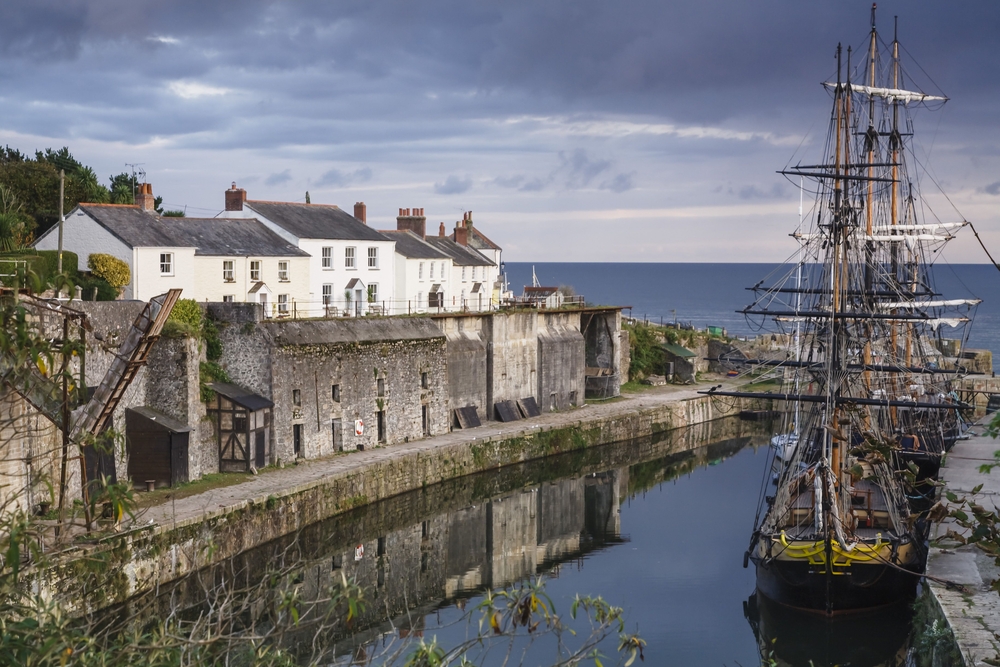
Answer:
293, 424, 302, 458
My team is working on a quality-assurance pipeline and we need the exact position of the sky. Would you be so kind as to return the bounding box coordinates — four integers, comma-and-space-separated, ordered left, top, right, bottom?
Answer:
2, 0, 999, 263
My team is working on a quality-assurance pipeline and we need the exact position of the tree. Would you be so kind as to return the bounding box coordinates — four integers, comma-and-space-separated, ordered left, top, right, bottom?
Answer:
108, 172, 138, 205
0, 183, 31, 252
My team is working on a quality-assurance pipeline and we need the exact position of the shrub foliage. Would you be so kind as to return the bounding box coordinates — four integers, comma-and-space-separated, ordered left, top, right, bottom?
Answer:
87, 253, 130, 289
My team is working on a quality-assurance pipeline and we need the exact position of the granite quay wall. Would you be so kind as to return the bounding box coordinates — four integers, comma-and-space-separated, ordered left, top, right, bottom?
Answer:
39, 389, 758, 612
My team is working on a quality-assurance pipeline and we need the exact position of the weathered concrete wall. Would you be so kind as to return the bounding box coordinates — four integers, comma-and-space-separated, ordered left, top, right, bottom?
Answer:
437, 316, 488, 423
206, 303, 273, 400
37, 390, 757, 610
0, 390, 66, 515
537, 311, 585, 410
486, 311, 538, 415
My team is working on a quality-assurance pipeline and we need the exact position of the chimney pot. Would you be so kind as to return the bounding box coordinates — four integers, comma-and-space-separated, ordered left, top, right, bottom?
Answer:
354, 202, 367, 224
135, 183, 156, 212
439, 222, 445, 237
225, 183, 247, 211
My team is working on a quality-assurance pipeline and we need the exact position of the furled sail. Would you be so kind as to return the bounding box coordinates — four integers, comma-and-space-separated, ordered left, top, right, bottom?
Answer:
879, 299, 981, 309
822, 82, 948, 104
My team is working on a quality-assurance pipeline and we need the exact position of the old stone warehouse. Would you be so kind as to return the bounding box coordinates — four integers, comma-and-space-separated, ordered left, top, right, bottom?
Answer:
0, 299, 625, 513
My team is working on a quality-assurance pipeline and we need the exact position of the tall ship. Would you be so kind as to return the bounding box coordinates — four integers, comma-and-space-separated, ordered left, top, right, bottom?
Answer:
705, 6, 979, 614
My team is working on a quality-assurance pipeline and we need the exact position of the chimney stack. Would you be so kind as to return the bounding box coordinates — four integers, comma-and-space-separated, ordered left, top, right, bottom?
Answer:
354, 201, 367, 224
454, 219, 469, 246
225, 182, 247, 211
439, 222, 446, 237
136, 182, 156, 212
396, 206, 427, 238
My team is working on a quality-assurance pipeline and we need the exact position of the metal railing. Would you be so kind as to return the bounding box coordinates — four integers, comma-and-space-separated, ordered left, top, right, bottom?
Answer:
255, 294, 589, 320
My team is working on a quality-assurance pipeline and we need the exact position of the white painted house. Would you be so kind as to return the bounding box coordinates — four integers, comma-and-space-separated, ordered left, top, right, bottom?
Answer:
381, 229, 453, 314
218, 185, 396, 317
33, 190, 310, 308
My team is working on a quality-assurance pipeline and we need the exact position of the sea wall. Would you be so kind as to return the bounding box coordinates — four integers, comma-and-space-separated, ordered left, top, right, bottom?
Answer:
39, 390, 754, 612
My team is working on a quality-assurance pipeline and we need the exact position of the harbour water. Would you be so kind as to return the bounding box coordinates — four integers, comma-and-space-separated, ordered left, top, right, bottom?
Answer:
508, 262, 1000, 371
131, 419, 915, 666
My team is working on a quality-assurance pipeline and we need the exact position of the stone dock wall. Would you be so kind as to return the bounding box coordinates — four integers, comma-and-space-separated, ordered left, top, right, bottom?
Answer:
45, 390, 754, 611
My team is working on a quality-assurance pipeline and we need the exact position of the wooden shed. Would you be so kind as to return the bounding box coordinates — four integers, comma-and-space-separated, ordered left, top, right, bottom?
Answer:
125, 407, 192, 488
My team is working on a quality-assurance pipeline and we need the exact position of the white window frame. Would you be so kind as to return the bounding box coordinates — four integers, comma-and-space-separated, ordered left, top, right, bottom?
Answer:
278, 261, 289, 282
322, 283, 333, 305
418, 262, 424, 280
472, 266, 477, 280
223, 260, 234, 282
367, 247, 378, 269
462, 266, 466, 281
322, 246, 333, 270
159, 252, 173, 276
223, 295, 235, 303
417, 291, 423, 309
345, 247, 356, 269
368, 283, 378, 303
430, 262, 435, 279
278, 294, 289, 314
250, 260, 261, 281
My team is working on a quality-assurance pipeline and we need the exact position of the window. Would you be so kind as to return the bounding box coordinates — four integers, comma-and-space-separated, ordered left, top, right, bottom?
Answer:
223, 260, 234, 282
278, 294, 289, 314
278, 261, 289, 282
159, 253, 173, 275
322, 246, 332, 269
417, 291, 423, 308
322, 284, 333, 305
293, 389, 301, 406
250, 260, 261, 281
461, 289, 466, 306
367, 283, 378, 303
345, 247, 356, 269
418, 262, 424, 280
472, 266, 477, 280
421, 372, 429, 389
223, 295, 234, 303
377, 378, 385, 397
332, 384, 340, 402
429, 262, 435, 279
462, 266, 466, 281
367, 247, 378, 269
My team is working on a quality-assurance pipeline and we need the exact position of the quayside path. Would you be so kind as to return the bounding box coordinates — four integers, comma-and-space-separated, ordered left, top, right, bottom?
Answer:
928, 421, 1000, 666
135, 380, 733, 531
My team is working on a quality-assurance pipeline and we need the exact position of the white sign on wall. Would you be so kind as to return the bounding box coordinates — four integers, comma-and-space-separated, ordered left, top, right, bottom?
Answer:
355, 419, 364, 436
355, 544, 364, 561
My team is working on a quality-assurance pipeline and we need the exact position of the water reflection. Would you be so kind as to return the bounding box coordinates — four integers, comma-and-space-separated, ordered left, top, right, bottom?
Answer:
117, 418, 780, 664
744, 592, 912, 666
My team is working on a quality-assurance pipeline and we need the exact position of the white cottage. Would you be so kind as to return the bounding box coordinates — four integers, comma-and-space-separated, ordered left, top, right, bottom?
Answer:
33, 188, 310, 308
218, 185, 396, 317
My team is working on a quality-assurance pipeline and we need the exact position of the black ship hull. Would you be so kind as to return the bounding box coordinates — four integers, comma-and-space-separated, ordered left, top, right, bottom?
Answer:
754, 556, 918, 614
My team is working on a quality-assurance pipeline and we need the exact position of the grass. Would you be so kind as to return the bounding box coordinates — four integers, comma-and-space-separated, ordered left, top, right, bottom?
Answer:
740, 378, 783, 392
620, 380, 659, 394
135, 472, 255, 508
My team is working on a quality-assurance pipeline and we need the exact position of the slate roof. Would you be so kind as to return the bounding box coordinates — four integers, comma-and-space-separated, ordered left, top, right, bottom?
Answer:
209, 382, 274, 411
246, 201, 390, 242
381, 230, 450, 259
467, 227, 501, 251
75, 205, 307, 256
160, 217, 308, 257
424, 237, 494, 267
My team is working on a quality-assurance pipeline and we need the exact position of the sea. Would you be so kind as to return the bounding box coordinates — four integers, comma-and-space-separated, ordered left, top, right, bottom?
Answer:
507, 262, 1000, 372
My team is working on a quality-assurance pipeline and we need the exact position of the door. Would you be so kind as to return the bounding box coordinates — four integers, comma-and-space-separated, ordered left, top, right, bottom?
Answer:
293, 424, 302, 457
377, 410, 386, 443
255, 431, 265, 468
332, 418, 343, 451
422, 405, 430, 436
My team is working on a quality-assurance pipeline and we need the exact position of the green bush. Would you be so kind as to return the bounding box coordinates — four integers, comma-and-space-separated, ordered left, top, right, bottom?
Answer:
75, 274, 118, 301
35, 249, 78, 279
87, 253, 130, 289
168, 298, 203, 328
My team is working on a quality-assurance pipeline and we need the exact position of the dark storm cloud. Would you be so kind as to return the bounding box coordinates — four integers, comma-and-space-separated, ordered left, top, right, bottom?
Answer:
981, 182, 1000, 196
5, 0, 999, 144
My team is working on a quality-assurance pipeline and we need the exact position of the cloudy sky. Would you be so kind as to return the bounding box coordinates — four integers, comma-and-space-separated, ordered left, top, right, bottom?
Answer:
2, 0, 999, 262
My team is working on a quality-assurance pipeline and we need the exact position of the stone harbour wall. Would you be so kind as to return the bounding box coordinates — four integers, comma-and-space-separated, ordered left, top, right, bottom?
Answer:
38, 389, 753, 611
